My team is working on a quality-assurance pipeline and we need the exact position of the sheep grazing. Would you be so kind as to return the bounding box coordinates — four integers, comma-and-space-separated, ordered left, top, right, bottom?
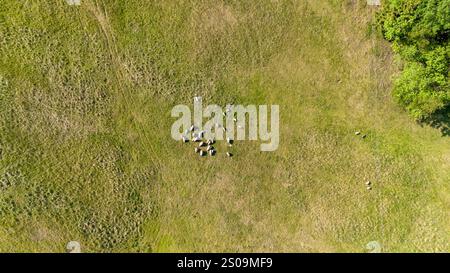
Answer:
209, 150, 216, 156
207, 139, 215, 145
222, 127, 227, 133
198, 130, 205, 138
181, 136, 189, 143
206, 145, 214, 151
226, 152, 233, 157
365, 181, 371, 186
199, 141, 206, 147
192, 132, 199, 138
194, 147, 200, 153
199, 150, 206, 157
226, 137, 234, 145
192, 136, 201, 142
355, 131, 361, 136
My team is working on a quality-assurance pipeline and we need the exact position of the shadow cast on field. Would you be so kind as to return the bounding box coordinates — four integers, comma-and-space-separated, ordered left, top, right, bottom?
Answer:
421, 106, 450, 137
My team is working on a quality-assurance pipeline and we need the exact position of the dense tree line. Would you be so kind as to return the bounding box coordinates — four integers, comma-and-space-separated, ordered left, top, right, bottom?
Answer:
376, 0, 449, 120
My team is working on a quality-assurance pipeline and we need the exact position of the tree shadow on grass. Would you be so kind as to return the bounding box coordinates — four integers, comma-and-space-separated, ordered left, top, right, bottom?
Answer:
420, 105, 450, 137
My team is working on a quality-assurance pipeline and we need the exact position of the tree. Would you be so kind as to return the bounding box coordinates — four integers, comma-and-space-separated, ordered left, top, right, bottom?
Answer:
376, 0, 450, 120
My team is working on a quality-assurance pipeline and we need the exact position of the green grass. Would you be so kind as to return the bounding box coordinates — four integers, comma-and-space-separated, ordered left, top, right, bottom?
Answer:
0, 0, 449, 252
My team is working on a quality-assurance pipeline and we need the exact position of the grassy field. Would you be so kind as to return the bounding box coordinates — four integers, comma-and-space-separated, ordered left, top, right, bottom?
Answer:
0, 0, 449, 252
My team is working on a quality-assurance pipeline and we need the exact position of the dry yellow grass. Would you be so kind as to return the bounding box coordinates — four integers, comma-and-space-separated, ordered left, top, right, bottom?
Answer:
0, 0, 448, 252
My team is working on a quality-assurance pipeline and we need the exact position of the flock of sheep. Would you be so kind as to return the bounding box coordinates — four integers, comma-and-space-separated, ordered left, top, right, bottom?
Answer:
182, 125, 233, 157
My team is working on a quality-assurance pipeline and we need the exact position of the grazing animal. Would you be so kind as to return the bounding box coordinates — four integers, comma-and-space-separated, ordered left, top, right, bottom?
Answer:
209, 150, 216, 156
226, 152, 233, 157
199, 150, 206, 156
226, 137, 234, 145
199, 141, 206, 147
181, 136, 189, 143
207, 145, 214, 151
195, 147, 200, 153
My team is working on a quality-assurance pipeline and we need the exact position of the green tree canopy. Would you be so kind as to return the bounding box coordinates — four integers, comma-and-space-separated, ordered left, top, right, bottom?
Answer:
377, 0, 450, 120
